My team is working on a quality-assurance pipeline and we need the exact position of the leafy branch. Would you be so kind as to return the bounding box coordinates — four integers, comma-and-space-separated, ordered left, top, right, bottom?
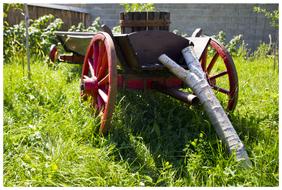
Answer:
121, 3, 156, 12
253, 6, 279, 29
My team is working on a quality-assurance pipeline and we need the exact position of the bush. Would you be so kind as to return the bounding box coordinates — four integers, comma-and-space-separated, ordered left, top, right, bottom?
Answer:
4, 22, 26, 61
212, 31, 248, 57
252, 42, 270, 58
29, 15, 63, 56
171, 29, 248, 58
253, 6, 279, 29
112, 25, 121, 35
68, 17, 102, 32
122, 3, 156, 12
213, 31, 226, 46
4, 14, 63, 62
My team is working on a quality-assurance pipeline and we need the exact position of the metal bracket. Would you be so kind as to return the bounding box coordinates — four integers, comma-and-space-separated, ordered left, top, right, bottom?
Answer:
191, 28, 203, 37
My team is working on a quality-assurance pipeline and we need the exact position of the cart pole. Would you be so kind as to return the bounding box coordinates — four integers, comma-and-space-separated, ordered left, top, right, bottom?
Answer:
24, 4, 31, 79
159, 52, 252, 168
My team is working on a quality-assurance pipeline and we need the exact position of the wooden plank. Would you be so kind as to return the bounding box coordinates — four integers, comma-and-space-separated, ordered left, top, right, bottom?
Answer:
120, 11, 170, 33
127, 30, 190, 68
27, 3, 89, 13
148, 12, 159, 30
116, 35, 140, 70
159, 12, 170, 31
187, 37, 210, 60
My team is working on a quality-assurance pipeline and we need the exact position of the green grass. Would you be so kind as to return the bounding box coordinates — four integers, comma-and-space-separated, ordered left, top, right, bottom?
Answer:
3, 55, 278, 186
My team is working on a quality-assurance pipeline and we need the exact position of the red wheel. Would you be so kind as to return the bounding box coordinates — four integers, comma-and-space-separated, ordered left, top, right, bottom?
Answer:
200, 38, 238, 111
80, 32, 117, 134
49, 44, 58, 63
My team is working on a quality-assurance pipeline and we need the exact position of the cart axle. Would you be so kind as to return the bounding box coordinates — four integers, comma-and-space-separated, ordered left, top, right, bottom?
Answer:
152, 83, 199, 105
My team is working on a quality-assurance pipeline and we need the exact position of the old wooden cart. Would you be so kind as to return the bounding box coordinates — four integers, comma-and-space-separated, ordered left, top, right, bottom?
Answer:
49, 12, 251, 166
50, 27, 238, 133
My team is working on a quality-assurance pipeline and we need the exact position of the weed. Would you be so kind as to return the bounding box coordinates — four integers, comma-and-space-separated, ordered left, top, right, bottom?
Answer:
3, 55, 278, 186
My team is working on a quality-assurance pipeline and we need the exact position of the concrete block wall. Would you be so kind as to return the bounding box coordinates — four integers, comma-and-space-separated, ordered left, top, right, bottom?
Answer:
68, 3, 278, 51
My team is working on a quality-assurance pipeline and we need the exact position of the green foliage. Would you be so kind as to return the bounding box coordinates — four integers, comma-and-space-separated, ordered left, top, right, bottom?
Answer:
226, 34, 244, 56
4, 14, 63, 61
252, 42, 270, 58
253, 6, 278, 60
87, 17, 103, 32
253, 6, 279, 29
212, 31, 247, 57
68, 17, 102, 32
29, 15, 63, 57
171, 29, 248, 57
122, 3, 156, 12
68, 22, 86, 32
211, 30, 278, 59
213, 31, 226, 46
3, 3, 23, 20
112, 25, 121, 35
235, 40, 249, 58
3, 54, 278, 186
3, 21, 26, 60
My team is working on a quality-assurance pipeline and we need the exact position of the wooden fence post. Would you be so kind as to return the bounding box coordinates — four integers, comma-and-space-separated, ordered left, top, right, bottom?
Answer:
24, 4, 31, 79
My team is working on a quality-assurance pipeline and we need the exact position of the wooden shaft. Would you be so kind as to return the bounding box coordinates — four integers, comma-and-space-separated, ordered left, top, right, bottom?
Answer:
159, 54, 252, 167
182, 46, 205, 79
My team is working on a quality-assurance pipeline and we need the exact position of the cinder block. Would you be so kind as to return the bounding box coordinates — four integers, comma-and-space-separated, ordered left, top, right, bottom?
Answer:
78, 3, 278, 50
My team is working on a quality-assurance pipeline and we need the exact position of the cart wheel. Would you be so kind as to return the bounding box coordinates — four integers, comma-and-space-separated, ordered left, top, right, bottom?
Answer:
80, 32, 117, 134
49, 44, 58, 63
200, 38, 238, 111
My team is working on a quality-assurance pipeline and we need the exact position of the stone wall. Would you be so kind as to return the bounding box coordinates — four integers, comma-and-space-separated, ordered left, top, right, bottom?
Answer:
62, 3, 279, 50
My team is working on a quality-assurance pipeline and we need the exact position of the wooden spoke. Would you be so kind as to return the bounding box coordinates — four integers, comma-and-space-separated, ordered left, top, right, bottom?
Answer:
211, 85, 230, 95
98, 74, 109, 87
93, 42, 99, 73
83, 75, 90, 79
207, 52, 219, 73
97, 95, 103, 111
83, 75, 92, 82
88, 59, 95, 78
97, 53, 108, 80
98, 88, 108, 104
96, 41, 106, 75
209, 71, 228, 80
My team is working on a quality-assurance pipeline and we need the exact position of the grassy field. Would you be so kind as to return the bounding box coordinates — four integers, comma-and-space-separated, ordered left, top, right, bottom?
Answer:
3, 55, 278, 186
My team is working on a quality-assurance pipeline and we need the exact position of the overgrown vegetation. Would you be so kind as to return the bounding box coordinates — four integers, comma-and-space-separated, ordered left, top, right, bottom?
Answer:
253, 6, 279, 29
211, 31, 247, 57
68, 17, 102, 32
3, 3, 279, 187
121, 3, 156, 12
4, 12, 63, 61
3, 54, 278, 186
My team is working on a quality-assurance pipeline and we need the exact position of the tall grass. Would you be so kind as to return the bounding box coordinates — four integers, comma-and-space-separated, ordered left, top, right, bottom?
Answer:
3, 55, 278, 186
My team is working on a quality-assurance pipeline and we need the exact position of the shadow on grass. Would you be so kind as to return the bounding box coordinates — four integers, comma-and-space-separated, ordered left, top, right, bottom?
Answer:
108, 90, 198, 177
108, 89, 264, 183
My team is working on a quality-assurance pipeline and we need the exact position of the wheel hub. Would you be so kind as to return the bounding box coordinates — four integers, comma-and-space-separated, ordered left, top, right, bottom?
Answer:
208, 77, 216, 86
80, 76, 98, 96
205, 73, 216, 86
